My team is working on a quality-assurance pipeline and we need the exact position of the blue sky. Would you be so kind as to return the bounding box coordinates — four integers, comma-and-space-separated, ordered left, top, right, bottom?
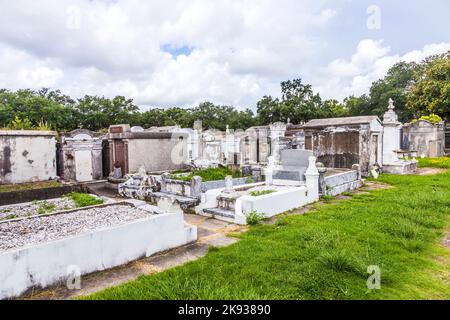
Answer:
0, 0, 448, 109
161, 44, 193, 58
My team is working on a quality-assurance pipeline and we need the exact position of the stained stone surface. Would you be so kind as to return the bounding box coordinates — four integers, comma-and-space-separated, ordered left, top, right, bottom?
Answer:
0, 204, 153, 252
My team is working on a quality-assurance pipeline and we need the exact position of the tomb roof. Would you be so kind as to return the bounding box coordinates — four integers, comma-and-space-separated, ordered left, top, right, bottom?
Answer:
302, 116, 380, 128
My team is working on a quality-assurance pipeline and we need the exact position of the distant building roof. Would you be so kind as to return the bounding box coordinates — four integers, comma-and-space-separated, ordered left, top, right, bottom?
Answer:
247, 125, 269, 130
302, 116, 380, 128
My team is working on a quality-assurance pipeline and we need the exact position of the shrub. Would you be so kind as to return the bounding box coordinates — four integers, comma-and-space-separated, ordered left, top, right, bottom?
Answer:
245, 211, 265, 225
36, 119, 51, 131
6, 116, 33, 130
66, 192, 104, 208
171, 166, 245, 182
245, 177, 255, 184
37, 201, 57, 215
416, 114, 443, 124
249, 190, 276, 197
321, 194, 334, 202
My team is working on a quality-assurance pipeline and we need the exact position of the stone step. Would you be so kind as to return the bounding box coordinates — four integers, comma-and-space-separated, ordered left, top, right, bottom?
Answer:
150, 192, 199, 206
203, 207, 235, 219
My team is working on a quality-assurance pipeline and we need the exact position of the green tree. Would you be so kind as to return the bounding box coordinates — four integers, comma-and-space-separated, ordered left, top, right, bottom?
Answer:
280, 79, 323, 123
344, 95, 371, 116
75, 95, 139, 131
191, 102, 235, 130
320, 99, 348, 118
0, 89, 76, 131
256, 79, 346, 125
407, 51, 450, 120
256, 95, 281, 124
368, 61, 418, 122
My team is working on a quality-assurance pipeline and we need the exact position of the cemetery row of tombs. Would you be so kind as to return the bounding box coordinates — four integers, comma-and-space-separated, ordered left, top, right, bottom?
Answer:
0, 99, 448, 299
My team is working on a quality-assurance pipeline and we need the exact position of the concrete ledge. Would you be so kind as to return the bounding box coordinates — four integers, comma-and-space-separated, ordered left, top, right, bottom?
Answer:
382, 161, 417, 174
0, 130, 56, 137
324, 170, 361, 196
326, 180, 362, 196
0, 185, 88, 206
201, 177, 249, 192
234, 186, 315, 224
324, 170, 358, 187
0, 212, 197, 300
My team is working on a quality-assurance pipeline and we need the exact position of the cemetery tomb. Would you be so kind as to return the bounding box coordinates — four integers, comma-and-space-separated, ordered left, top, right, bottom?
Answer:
0, 201, 197, 299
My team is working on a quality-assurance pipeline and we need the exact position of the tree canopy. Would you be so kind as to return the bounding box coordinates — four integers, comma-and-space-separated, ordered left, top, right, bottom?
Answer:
407, 52, 450, 120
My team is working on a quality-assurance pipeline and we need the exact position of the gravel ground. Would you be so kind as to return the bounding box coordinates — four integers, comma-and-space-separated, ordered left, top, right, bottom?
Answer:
0, 198, 77, 221
0, 204, 153, 252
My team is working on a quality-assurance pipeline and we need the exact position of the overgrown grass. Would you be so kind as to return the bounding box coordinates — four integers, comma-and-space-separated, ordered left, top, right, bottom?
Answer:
417, 157, 450, 169
37, 201, 57, 215
0, 181, 62, 193
85, 171, 450, 300
171, 167, 245, 182
321, 194, 335, 202
66, 192, 104, 208
0, 214, 18, 221
249, 190, 276, 197
245, 211, 265, 225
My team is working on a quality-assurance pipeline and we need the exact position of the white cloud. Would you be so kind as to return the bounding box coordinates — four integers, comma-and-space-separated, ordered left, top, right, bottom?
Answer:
315, 40, 450, 100
0, 0, 448, 109
0, 0, 336, 108
0, 45, 64, 88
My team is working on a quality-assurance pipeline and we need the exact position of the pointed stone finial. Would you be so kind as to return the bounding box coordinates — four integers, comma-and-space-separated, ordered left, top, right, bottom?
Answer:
383, 98, 399, 123
388, 98, 395, 110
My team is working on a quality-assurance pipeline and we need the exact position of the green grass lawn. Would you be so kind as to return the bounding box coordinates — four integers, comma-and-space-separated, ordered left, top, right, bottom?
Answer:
417, 157, 450, 168
85, 163, 450, 300
65, 192, 104, 208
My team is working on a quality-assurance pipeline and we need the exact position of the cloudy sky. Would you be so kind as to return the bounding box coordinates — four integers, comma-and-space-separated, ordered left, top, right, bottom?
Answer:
0, 0, 449, 110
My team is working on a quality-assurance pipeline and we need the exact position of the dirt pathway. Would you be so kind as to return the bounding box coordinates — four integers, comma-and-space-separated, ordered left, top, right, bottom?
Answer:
416, 167, 449, 175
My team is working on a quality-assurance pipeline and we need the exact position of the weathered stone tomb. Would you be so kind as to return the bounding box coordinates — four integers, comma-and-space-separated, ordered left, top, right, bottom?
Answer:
60, 129, 104, 182
0, 130, 57, 184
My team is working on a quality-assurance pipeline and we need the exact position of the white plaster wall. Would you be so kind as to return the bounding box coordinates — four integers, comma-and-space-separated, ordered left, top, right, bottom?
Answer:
195, 188, 224, 214
128, 138, 187, 173
0, 212, 197, 300
75, 150, 93, 182
383, 124, 401, 164
0, 132, 56, 184
234, 186, 313, 225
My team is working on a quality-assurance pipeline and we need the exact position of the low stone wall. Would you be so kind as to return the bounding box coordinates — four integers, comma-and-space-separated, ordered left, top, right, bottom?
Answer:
201, 177, 248, 192
0, 210, 197, 300
163, 177, 249, 197
0, 130, 57, 184
234, 185, 317, 224
382, 161, 418, 175
0, 185, 87, 206
164, 179, 192, 197
323, 170, 362, 196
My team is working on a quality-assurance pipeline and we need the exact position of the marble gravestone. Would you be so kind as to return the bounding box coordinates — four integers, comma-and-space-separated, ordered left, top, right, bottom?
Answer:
272, 149, 313, 181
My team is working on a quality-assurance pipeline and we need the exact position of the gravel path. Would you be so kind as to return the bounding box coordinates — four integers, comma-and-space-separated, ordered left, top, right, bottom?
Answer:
0, 204, 153, 252
0, 198, 77, 221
